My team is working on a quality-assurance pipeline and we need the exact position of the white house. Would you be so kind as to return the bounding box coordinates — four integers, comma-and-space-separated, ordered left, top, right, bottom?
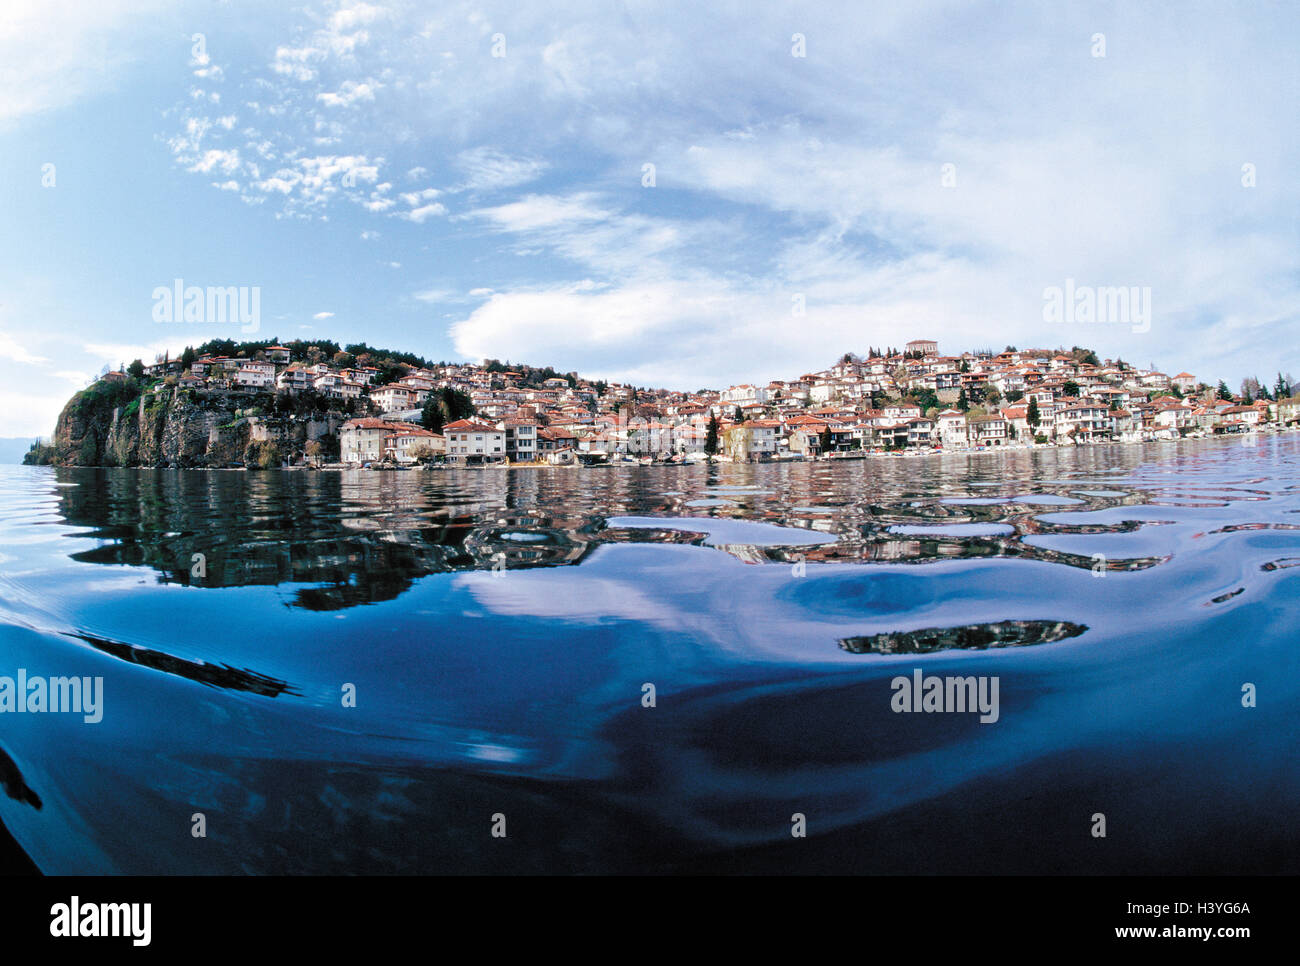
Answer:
383, 428, 444, 463
444, 419, 506, 460
234, 360, 275, 389
341, 418, 414, 464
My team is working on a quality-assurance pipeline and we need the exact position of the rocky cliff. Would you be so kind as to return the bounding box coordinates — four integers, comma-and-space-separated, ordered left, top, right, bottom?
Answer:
47, 384, 344, 467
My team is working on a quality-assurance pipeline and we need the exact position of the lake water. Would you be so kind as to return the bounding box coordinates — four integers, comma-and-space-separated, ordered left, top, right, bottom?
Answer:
1, 436, 1297, 873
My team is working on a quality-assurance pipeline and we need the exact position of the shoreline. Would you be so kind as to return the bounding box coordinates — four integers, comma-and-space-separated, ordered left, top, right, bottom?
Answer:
27, 425, 1293, 472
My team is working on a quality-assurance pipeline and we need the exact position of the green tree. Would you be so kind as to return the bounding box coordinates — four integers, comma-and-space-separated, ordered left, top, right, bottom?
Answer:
127, 359, 145, 380
957, 388, 969, 412
375, 361, 410, 385
1217, 380, 1233, 401
819, 425, 833, 453
22, 440, 56, 465
1027, 398, 1041, 429
420, 396, 446, 433
181, 346, 197, 368
704, 414, 719, 457
440, 387, 475, 421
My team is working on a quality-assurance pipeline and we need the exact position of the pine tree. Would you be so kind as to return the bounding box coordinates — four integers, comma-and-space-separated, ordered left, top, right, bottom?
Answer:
421, 397, 445, 433
704, 414, 719, 457
1027, 397, 1040, 429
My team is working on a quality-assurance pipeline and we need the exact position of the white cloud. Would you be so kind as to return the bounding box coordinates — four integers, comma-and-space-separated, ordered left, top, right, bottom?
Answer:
0, 0, 169, 127
401, 203, 447, 223
317, 79, 380, 108
399, 188, 441, 206
453, 147, 546, 192
413, 289, 453, 303
313, 311, 335, 320
0, 332, 48, 364
468, 193, 610, 233
188, 148, 241, 175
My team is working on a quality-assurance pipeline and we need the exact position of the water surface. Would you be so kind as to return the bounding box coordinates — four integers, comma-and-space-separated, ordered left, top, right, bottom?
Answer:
1, 436, 1297, 873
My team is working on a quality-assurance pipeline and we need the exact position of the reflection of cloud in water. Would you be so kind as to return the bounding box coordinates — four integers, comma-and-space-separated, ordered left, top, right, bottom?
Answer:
606, 515, 835, 547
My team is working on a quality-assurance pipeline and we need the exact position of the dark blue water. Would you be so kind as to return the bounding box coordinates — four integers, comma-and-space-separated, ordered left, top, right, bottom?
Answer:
1, 436, 1297, 873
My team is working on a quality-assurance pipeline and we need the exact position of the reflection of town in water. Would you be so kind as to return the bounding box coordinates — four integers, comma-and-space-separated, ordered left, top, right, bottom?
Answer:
51, 442, 1236, 611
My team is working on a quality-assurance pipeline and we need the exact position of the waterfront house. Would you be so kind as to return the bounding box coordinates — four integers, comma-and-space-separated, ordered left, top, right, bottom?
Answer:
444, 419, 507, 461
970, 415, 1008, 445
502, 419, 538, 461
341, 418, 416, 464
383, 428, 443, 463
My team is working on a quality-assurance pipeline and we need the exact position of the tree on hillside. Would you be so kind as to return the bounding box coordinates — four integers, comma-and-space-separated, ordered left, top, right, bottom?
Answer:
181, 346, 197, 368
1063, 379, 1080, 397
420, 396, 446, 433
1217, 380, 1233, 401
1275, 373, 1292, 400
375, 361, 410, 385
441, 387, 475, 421
957, 388, 969, 412
1027, 398, 1041, 429
909, 388, 939, 412
127, 359, 145, 379
819, 425, 832, 454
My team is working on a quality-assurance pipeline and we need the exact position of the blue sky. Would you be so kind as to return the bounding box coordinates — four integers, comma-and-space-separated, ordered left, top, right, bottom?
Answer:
1, 0, 1297, 436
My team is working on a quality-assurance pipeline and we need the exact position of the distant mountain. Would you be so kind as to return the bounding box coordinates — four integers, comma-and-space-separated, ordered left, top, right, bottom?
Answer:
0, 438, 38, 464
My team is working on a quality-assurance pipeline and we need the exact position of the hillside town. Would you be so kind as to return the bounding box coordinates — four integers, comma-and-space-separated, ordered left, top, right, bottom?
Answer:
79, 338, 1299, 467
